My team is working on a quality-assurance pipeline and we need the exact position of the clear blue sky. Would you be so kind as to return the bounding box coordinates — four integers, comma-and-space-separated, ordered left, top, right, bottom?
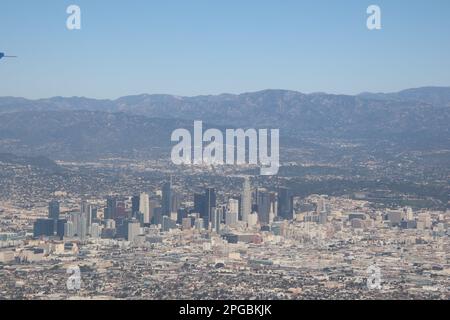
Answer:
1, 0, 450, 99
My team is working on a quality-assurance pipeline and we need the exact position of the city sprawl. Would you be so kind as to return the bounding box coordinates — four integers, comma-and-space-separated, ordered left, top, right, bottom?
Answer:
0, 156, 448, 300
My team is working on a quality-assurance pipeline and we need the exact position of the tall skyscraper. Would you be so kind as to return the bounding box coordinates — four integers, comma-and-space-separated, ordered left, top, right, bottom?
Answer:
90, 206, 98, 222
139, 192, 150, 224
316, 198, 328, 225
67, 211, 86, 240
269, 192, 277, 223
194, 192, 207, 227
226, 199, 239, 226
70, 212, 81, 236
105, 196, 117, 220
116, 200, 126, 218
79, 201, 94, 230
194, 193, 206, 215
257, 189, 271, 225
194, 189, 215, 228
204, 188, 216, 228
278, 187, 294, 220
153, 206, 163, 225
80, 200, 88, 217
131, 195, 140, 218
127, 219, 141, 243
149, 200, 158, 225
64, 221, 75, 238
79, 213, 87, 241
212, 207, 222, 233
177, 208, 188, 225
171, 191, 181, 216
228, 198, 239, 216
80, 200, 90, 240
90, 223, 102, 239
241, 177, 252, 223
162, 179, 172, 216
48, 200, 60, 233
195, 218, 204, 231
48, 200, 60, 221
86, 204, 96, 229
56, 219, 66, 240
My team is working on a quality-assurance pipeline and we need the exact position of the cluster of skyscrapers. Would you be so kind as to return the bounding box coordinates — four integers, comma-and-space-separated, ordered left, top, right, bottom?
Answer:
33, 200, 99, 241
33, 177, 295, 243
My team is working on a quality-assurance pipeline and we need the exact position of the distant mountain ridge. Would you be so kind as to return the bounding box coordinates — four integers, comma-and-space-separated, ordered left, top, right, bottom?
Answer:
0, 87, 449, 160
358, 87, 450, 107
1, 86, 450, 115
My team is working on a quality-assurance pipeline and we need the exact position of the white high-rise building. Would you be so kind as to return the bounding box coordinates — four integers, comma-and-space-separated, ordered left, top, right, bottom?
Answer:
90, 223, 102, 239
404, 207, 414, 220
212, 207, 222, 233
70, 212, 80, 236
195, 218, 204, 231
242, 177, 252, 223
269, 203, 275, 224
226, 199, 239, 226
86, 204, 95, 229
139, 193, 150, 224
127, 220, 141, 243
80, 200, 88, 216
64, 221, 74, 238
79, 213, 87, 241
248, 212, 258, 228
78, 202, 88, 241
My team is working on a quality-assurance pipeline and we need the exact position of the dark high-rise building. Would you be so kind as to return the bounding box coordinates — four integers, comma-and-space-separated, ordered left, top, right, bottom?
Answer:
194, 192, 206, 226
116, 200, 126, 218
90, 206, 98, 223
80, 200, 88, 216
131, 195, 140, 218
56, 219, 67, 240
33, 219, 55, 238
241, 177, 252, 223
212, 207, 222, 233
171, 191, 181, 215
257, 190, 271, 225
105, 196, 117, 220
115, 217, 130, 239
148, 199, 158, 226
194, 193, 206, 214
236, 195, 242, 221
192, 188, 217, 228
177, 208, 188, 225
153, 206, 163, 225
204, 188, 216, 228
278, 187, 294, 220
162, 216, 177, 232
48, 200, 60, 221
162, 179, 172, 216
194, 189, 216, 228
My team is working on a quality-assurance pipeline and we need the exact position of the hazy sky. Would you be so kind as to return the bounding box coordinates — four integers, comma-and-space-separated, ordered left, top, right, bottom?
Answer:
1, 0, 450, 99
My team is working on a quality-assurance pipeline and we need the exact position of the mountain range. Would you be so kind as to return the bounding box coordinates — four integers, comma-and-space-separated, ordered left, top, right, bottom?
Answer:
0, 87, 449, 160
